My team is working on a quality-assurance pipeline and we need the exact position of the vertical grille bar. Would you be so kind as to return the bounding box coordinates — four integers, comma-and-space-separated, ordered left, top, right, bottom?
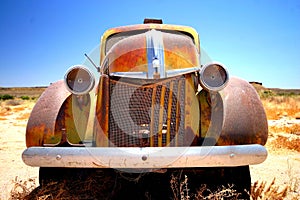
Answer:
166, 81, 174, 146
175, 78, 183, 146
149, 86, 157, 147
158, 85, 166, 147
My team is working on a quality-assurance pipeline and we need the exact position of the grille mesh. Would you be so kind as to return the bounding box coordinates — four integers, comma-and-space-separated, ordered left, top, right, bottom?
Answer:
109, 76, 185, 147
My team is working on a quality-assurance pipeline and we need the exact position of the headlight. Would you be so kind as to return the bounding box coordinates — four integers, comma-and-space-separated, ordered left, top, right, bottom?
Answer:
64, 65, 95, 95
199, 62, 229, 91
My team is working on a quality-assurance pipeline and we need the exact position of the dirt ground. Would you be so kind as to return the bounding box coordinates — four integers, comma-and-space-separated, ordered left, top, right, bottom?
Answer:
0, 100, 299, 199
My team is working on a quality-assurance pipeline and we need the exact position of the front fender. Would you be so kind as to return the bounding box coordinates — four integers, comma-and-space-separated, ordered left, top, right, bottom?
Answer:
199, 77, 268, 146
219, 77, 268, 145
26, 80, 91, 147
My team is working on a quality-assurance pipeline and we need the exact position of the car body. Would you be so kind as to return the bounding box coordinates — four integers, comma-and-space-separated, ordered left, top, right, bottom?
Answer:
22, 19, 268, 198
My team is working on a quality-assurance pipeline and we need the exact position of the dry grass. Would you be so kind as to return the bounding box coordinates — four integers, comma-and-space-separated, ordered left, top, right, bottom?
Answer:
8, 173, 299, 200
195, 184, 240, 200
261, 96, 300, 120
268, 134, 300, 152
269, 123, 300, 135
251, 178, 288, 200
9, 177, 37, 200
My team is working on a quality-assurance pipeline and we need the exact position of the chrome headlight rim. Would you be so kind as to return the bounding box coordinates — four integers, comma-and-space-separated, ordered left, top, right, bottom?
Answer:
199, 62, 229, 92
64, 65, 95, 95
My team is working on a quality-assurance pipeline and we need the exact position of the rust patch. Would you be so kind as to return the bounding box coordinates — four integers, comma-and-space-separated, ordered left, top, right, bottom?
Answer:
26, 80, 70, 147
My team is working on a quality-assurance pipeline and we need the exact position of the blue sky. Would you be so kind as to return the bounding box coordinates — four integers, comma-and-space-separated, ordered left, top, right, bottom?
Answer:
0, 0, 299, 88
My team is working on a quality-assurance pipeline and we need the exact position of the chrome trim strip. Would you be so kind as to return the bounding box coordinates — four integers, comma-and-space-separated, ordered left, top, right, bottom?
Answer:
146, 30, 165, 78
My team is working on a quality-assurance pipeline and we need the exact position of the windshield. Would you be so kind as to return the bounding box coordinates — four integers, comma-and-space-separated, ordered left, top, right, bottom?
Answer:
103, 29, 200, 79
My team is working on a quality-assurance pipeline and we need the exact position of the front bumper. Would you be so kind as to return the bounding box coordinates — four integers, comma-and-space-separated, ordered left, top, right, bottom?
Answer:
22, 144, 267, 168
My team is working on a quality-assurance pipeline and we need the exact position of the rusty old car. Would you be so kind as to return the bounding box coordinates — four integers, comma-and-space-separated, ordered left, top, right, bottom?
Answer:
22, 19, 268, 199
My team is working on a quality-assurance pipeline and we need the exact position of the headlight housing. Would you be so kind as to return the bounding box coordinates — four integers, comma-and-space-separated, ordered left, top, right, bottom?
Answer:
64, 65, 95, 95
199, 62, 229, 91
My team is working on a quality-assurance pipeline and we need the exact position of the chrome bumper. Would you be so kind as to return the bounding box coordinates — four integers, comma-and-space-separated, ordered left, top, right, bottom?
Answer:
22, 144, 267, 168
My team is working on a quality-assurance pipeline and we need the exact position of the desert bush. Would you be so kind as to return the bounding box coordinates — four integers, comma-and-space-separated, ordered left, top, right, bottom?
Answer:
20, 96, 30, 100
0, 94, 14, 100
259, 90, 274, 99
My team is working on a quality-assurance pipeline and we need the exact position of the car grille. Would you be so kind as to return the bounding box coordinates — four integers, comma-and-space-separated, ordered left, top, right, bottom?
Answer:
108, 76, 186, 147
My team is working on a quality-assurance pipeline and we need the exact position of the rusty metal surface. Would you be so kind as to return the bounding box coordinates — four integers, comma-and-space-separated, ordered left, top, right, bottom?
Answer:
95, 74, 110, 147
219, 77, 268, 145
199, 77, 268, 145
55, 94, 91, 145
22, 144, 268, 168
26, 80, 71, 147
199, 90, 224, 143
104, 30, 199, 75
100, 23, 200, 63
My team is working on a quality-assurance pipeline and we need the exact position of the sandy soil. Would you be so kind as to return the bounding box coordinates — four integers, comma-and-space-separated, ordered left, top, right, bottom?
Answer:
0, 101, 39, 199
0, 101, 299, 199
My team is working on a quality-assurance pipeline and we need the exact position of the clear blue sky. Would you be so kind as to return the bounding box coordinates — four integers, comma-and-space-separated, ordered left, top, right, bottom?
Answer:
0, 0, 299, 89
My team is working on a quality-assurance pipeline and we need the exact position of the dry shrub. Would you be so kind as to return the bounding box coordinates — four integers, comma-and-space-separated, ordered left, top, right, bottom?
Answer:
287, 159, 300, 200
195, 184, 240, 200
268, 134, 300, 152
170, 174, 242, 200
9, 176, 37, 200
251, 178, 288, 200
9, 174, 299, 200
262, 96, 300, 120
269, 123, 300, 135
170, 174, 191, 200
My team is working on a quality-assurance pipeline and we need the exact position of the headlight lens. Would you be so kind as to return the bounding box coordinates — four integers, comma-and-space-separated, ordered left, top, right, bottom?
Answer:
199, 62, 229, 91
64, 65, 95, 95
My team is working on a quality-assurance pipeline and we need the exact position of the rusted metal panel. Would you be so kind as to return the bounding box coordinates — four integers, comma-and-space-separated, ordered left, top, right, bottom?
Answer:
184, 73, 200, 146
163, 32, 199, 69
219, 77, 268, 145
199, 77, 268, 145
26, 80, 91, 147
199, 90, 224, 144
60, 94, 91, 145
100, 23, 200, 64
104, 30, 199, 76
106, 33, 148, 73
26, 80, 70, 147
95, 74, 110, 147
